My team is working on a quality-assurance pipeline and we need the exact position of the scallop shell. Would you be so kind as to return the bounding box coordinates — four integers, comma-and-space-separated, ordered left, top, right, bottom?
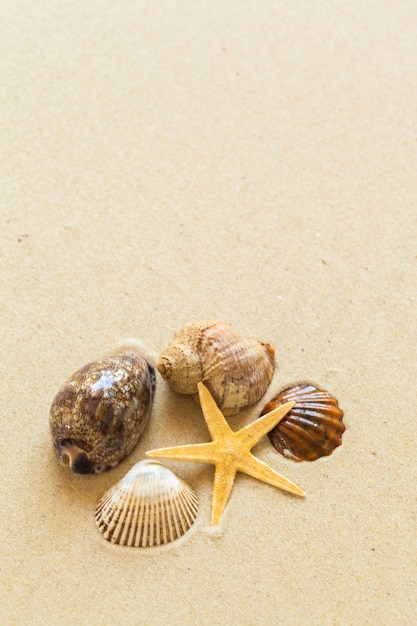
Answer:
157, 320, 275, 416
95, 460, 198, 547
49, 350, 155, 474
261, 383, 345, 462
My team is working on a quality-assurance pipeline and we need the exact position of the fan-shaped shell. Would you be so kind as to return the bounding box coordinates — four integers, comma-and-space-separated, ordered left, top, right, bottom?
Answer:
49, 350, 155, 474
261, 383, 345, 461
95, 460, 198, 547
157, 320, 275, 416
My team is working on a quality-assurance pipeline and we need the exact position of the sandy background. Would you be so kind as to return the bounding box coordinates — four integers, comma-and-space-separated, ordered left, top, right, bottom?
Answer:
1, 1, 416, 624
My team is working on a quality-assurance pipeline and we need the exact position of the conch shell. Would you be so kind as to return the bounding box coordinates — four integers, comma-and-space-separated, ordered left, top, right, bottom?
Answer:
261, 383, 345, 461
49, 350, 155, 474
95, 460, 198, 547
157, 320, 275, 416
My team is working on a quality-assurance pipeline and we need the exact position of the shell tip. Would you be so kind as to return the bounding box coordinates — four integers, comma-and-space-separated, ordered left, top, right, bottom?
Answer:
156, 359, 167, 377
263, 342, 275, 361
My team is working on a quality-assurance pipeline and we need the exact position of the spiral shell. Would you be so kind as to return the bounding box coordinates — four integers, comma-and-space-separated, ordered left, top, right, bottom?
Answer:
157, 320, 275, 416
95, 460, 198, 547
49, 350, 155, 474
261, 383, 345, 462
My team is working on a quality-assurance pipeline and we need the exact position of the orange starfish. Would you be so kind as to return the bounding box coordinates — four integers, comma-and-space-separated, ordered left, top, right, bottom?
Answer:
146, 382, 304, 526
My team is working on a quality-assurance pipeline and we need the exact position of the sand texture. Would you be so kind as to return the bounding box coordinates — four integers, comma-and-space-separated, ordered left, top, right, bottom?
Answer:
1, 2, 416, 624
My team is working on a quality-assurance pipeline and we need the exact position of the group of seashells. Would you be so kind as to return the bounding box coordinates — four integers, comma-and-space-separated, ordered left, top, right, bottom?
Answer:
49, 320, 345, 548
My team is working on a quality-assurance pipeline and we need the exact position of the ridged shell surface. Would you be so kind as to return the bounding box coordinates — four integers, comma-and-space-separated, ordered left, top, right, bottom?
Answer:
261, 384, 345, 462
49, 351, 156, 474
95, 460, 198, 547
157, 320, 275, 416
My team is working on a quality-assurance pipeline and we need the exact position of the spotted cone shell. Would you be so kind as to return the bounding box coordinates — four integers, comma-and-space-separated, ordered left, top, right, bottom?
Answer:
157, 320, 275, 416
261, 383, 345, 461
95, 460, 198, 547
49, 350, 155, 474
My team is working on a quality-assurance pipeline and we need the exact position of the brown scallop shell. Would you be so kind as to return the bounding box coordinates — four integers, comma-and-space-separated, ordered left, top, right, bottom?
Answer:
157, 320, 275, 416
261, 384, 345, 462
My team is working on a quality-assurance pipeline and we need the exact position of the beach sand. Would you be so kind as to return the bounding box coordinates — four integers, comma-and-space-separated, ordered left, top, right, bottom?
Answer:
1, 2, 416, 624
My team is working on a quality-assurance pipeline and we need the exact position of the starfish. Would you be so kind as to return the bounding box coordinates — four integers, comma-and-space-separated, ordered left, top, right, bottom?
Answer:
146, 382, 304, 526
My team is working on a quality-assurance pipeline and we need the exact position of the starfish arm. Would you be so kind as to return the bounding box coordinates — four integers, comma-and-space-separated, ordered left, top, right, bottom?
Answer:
198, 382, 233, 440
238, 401, 295, 450
238, 453, 305, 497
146, 442, 217, 464
210, 462, 237, 527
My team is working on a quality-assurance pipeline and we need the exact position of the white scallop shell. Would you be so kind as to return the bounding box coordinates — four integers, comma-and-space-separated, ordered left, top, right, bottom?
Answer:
95, 460, 198, 547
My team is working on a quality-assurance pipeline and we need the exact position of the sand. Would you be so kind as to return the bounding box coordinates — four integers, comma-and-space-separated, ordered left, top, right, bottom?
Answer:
1, 1, 416, 624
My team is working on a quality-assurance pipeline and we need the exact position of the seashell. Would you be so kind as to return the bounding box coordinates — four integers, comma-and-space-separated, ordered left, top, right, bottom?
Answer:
95, 460, 198, 547
157, 320, 275, 416
261, 383, 345, 462
49, 350, 155, 474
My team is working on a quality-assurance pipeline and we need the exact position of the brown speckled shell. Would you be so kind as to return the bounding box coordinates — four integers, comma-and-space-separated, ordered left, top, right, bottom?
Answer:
95, 460, 198, 547
157, 320, 275, 416
49, 351, 155, 474
261, 383, 345, 462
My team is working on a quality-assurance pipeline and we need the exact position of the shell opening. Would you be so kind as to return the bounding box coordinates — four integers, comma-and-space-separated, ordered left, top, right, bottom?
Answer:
60, 451, 70, 466
57, 443, 96, 474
